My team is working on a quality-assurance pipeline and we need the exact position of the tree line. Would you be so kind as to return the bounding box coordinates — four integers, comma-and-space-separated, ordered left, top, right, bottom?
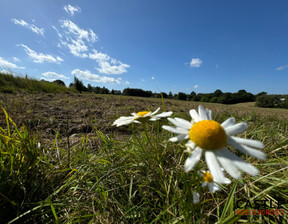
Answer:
58, 77, 287, 107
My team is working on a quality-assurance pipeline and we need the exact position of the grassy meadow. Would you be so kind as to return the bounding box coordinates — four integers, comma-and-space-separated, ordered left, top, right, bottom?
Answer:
0, 92, 287, 223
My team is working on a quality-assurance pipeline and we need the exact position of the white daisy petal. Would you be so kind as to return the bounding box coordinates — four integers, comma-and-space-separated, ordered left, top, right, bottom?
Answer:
162, 125, 188, 135
228, 137, 266, 160
184, 147, 202, 172
221, 117, 236, 128
185, 141, 196, 150
230, 136, 264, 149
215, 148, 241, 179
113, 116, 135, 126
208, 182, 221, 193
154, 111, 173, 118
189, 109, 201, 122
224, 122, 248, 136
206, 109, 212, 120
168, 134, 188, 142
192, 192, 200, 204
219, 148, 259, 176
149, 107, 160, 116
198, 105, 208, 120
174, 117, 193, 129
205, 151, 228, 184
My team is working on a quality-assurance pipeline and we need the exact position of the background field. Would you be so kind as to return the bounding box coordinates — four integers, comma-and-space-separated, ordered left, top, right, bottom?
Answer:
0, 93, 287, 223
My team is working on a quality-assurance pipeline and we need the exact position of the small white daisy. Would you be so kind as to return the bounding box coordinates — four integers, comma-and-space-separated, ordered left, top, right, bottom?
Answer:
192, 191, 200, 204
162, 105, 266, 184
112, 107, 172, 127
201, 170, 230, 193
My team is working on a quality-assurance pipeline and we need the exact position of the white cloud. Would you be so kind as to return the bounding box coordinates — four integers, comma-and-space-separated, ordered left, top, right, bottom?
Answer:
194, 84, 199, 89
275, 64, 288, 71
141, 78, 145, 82
57, 20, 98, 57
124, 81, 130, 85
42, 71, 70, 79
40, 77, 56, 82
89, 49, 110, 61
13, 57, 20, 62
71, 69, 122, 84
190, 58, 202, 68
19, 44, 63, 64
64, 4, 81, 16
0, 69, 13, 74
0, 57, 25, 69
61, 39, 88, 58
152, 76, 155, 80
89, 49, 129, 75
97, 61, 130, 75
11, 19, 44, 36
60, 20, 97, 42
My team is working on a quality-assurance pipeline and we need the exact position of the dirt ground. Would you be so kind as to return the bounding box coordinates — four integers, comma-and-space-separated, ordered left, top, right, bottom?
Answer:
1, 93, 288, 147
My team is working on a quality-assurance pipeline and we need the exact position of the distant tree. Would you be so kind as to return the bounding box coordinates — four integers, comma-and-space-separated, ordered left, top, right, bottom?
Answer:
218, 92, 233, 104
209, 97, 218, 103
53, 80, 66, 87
73, 76, 86, 93
161, 92, 168, 98
188, 91, 197, 101
168, 91, 173, 99
213, 89, 223, 97
178, 92, 187, 101
256, 91, 267, 98
123, 88, 152, 97
87, 84, 93, 92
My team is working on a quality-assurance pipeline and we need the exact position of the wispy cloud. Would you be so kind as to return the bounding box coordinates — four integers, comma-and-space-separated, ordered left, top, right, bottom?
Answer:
57, 20, 98, 57
275, 64, 288, 71
193, 84, 199, 89
0, 69, 14, 74
71, 69, 122, 84
60, 20, 97, 42
55, 21, 129, 75
0, 57, 25, 69
89, 49, 129, 75
13, 57, 20, 62
190, 58, 202, 68
152, 76, 155, 80
11, 19, 44, 36
64, 4, 81, 16
97, 61, 130, 75
42, 71, 70, 80
19, 44, 63, 64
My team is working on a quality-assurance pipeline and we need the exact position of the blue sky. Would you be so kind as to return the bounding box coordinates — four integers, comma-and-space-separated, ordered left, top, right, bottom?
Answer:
1, 0, 288, 94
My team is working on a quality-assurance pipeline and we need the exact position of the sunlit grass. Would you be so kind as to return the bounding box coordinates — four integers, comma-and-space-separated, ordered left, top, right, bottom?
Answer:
0, 95, 287, 223
0, 73, 77, 93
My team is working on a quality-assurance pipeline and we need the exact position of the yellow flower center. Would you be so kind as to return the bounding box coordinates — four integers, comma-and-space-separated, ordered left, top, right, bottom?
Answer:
136, 111, 149, 117
189, 120, 227, 150
203, 171, 214, 183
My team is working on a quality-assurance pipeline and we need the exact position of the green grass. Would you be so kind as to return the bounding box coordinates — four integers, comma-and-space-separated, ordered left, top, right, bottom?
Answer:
0, 96, 287, 223
0, 73, 77, 93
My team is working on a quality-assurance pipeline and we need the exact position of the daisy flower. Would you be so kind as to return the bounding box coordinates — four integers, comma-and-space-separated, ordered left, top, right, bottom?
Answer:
192, 191, 200, 204
162, 105, 266, 184
113, 107, 172, 127
201, 170, 230, 193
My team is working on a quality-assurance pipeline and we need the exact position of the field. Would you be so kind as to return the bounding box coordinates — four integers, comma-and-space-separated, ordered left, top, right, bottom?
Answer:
0, 93, 288, 223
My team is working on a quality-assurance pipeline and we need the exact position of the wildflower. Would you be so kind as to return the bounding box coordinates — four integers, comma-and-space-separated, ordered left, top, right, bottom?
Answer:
162, 105, 266, 183
201, 170, 230, 193
192, 191, 200, 204
112, 107, 172, 127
